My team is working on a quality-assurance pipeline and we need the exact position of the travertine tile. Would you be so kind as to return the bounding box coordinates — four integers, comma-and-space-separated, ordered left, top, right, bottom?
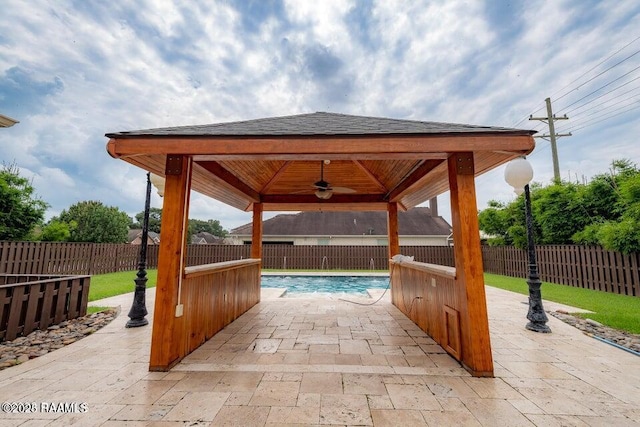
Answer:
110, 404, 171, 421
421, 410, 481, 426
266, 406, 319, 424
343, 373, 387, 395
7, 287, 640, 427
319, 394, 372, 425
163, 391, 229, 421
214, 371, 263, 392
300, 372, 342, 394
385, 383, 441, 410
212, 405, 270, 426
170, 372, 223, 392
249, 381, 299, 406
372, 409, 426, 426
109, 380, 179, 405
460, 397, 535, 426
339, 339, 372, 354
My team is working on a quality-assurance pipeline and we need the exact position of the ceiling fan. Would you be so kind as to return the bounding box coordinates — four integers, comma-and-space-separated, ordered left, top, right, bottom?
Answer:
302, 160, 357, 199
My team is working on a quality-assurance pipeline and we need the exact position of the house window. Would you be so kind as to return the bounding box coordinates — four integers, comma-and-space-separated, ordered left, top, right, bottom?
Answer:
376, 238, 388, 246
317, 238, 330, 245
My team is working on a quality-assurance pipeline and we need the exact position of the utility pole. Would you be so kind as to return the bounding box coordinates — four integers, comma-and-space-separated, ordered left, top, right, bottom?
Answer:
529, 97, 571, 182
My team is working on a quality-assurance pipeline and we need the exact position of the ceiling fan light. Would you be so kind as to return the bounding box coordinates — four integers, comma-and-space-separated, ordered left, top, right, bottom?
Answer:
315, 189, 333, 199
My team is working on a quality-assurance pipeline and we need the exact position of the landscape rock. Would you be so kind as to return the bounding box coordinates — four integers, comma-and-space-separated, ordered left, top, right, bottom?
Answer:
550, 311, 640, 355
0, 307, 119, 370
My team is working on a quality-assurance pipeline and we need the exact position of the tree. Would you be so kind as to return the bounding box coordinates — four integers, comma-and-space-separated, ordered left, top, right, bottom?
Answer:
531, 182, 590, 244
131, 208, 229, 238
131, 207, 162, 233
56, 201, 131, 243
39, 219, 73, 241
478, 159, 640, 253
0, 163, 48, 240
189, 218, 228, 237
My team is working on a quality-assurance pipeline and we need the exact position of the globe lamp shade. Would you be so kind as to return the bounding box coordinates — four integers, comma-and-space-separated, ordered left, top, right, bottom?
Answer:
504, 158, 533, 196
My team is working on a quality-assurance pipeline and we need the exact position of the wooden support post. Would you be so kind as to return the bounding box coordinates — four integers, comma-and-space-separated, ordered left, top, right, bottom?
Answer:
251, 203, 263, 260
149, 155, 192, 371
387, 202, 400, 260
448, 152, 494, 377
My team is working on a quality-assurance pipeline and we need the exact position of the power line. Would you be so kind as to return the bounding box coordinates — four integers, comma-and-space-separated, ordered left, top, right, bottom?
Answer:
563, 95, 640, 131
553, 46, 640, 104
567, 103, 640, 133
558, 63, 640, 111
563, 75, 640, 115
508, 35, 640, 130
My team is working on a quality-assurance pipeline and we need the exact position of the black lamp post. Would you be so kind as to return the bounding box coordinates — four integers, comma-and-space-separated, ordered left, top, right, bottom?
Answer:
126, 172, 152, 328
505, 158, 551, 333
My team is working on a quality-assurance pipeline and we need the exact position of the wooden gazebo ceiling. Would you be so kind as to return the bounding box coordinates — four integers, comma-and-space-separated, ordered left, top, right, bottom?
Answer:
106, 112, 536, 212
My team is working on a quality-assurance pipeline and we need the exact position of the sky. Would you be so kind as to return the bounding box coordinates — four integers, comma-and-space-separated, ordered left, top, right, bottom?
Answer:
1, 0, 639, 232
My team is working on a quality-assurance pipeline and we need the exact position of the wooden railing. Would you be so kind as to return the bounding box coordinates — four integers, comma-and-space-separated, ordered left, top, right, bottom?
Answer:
177, 259, 261, 360
0, 274, 90, 341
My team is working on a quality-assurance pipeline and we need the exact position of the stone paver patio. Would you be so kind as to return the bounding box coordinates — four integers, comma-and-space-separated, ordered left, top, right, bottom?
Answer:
0, 285, 639, 426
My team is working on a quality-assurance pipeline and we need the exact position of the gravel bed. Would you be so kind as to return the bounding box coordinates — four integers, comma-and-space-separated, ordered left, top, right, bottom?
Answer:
0, 308, 119, 370
550, 310, 640, 355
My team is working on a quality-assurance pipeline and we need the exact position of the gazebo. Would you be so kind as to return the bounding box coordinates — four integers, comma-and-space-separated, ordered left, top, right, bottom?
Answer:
106, 112, 535, 377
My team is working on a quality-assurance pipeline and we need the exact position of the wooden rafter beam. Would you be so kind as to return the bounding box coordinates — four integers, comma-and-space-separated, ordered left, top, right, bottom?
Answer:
260, 194, 386, 204
198, 161, 260, 202
387, 159, 443, 202
260, 161, 292, 193
353, 160, 387, 192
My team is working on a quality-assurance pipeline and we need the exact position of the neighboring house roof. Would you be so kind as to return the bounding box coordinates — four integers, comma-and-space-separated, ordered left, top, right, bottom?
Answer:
230, 207, 451, 237
191, 231, 225, 244
128, 229, 160, 243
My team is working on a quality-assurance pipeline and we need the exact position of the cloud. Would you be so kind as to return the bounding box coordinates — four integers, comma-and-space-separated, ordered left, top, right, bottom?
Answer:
0, 0, 639, 232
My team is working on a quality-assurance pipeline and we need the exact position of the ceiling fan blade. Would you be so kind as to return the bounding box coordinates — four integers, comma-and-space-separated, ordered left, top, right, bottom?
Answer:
331, 186, 357, 194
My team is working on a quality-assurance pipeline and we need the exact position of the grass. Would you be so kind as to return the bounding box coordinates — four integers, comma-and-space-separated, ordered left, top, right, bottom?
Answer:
89, 269, 157, 302
484, 272, 640, 334
87, 270, 157, 313
85, 268, 638, 334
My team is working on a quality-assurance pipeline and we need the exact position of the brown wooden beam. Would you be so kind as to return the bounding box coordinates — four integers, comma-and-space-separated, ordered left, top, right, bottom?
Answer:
387, 202, 400, 259
109, 134, 535, 157
387, 159, 443, 201
448, 152, 494, 377
192, 153, 451, 161
260, 194, 386, 204
353, 160, 387, 192
260, 161, 292, 193
150, 155, 192, 371
251, 203, 263, 261
198, 161, 260, 201
261, 202, 389, 211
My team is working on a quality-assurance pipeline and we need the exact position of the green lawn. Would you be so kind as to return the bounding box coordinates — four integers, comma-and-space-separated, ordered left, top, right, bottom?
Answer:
85, 269, 638, 334
89, 269, 157, 301
484, 273, 640, 334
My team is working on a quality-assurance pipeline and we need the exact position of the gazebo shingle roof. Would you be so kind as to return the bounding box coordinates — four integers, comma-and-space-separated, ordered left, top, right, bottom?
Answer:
107, 112, 533, 137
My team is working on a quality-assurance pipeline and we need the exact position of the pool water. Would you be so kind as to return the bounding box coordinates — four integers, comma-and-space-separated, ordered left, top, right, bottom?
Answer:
261, 275, 390, 297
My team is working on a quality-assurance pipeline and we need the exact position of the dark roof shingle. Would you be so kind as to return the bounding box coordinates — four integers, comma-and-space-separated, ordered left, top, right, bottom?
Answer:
106, 112, 534, 138
230, 207, 451, 237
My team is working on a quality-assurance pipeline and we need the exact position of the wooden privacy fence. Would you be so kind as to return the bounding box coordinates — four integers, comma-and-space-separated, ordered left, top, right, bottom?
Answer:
0, 274, 90, 342
482, 245, 640, 297
0, 241, 638, 296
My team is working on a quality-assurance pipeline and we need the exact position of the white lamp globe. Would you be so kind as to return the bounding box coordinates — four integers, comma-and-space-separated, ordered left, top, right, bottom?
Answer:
504, 157, 533, 196
150, 173, 166, 197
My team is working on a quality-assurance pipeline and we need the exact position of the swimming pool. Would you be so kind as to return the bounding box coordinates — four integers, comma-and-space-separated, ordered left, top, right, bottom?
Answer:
261, 275, 389, 297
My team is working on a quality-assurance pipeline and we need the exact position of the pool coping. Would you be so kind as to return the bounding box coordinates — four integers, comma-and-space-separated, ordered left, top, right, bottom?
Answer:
262, 271, 389, 277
